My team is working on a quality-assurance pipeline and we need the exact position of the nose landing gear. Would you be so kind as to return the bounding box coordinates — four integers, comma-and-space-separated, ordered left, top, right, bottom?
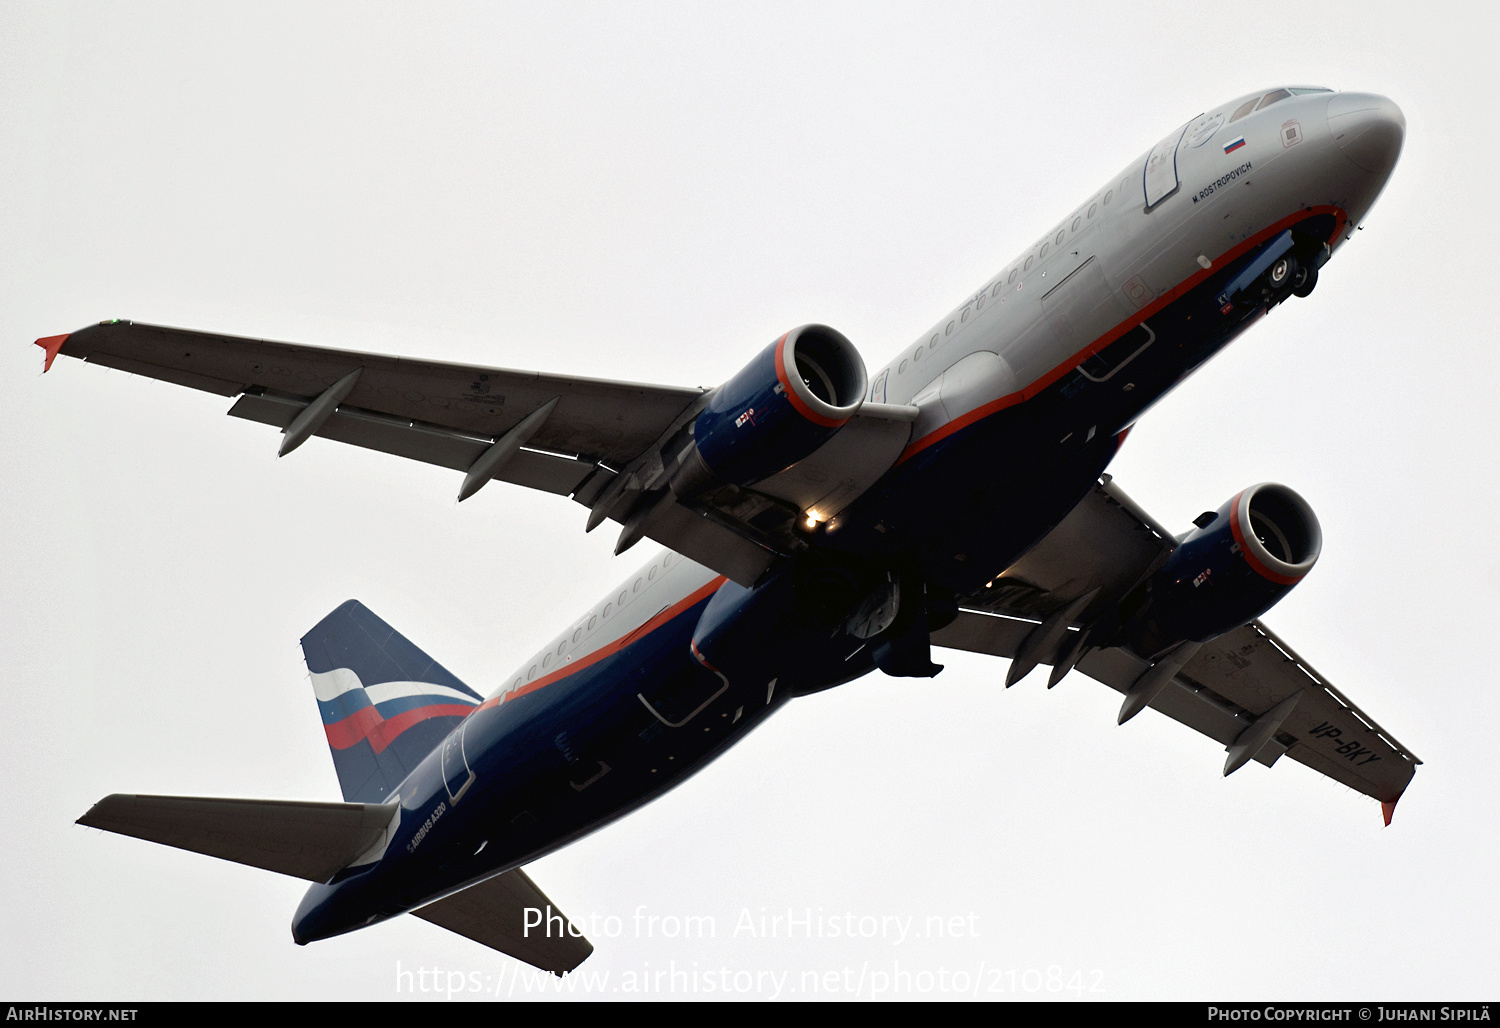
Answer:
1222, 234, 1327, 316
1265, 252, 1321, 303
1238, 258, 1291, 310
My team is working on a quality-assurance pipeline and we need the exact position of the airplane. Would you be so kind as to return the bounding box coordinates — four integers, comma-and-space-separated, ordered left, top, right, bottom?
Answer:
46, 85, 1418, 976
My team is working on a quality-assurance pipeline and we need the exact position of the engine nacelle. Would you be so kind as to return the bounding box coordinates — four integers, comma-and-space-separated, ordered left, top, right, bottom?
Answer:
672, 325, 867, 496
1119, 483, 1321, 658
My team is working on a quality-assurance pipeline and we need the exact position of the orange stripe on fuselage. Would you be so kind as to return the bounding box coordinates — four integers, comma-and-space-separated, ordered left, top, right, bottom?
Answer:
896, 206, 1348, 464
469, 574, 730, 715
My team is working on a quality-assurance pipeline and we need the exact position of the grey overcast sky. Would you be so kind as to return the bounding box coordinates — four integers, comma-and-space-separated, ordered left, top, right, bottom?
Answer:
3, 0, 1497, 1002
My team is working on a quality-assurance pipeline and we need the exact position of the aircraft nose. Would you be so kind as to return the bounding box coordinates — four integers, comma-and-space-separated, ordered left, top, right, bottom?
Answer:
1326, 92, 1404, 176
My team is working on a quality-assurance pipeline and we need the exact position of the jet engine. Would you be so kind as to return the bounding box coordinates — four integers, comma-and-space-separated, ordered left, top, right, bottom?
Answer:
1119, 483, 1321, 658
671, 325, 867, 497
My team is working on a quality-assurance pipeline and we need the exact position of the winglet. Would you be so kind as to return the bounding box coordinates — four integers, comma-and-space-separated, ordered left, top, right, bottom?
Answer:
1381, 798, 1398, 827
34, 334, 70, 372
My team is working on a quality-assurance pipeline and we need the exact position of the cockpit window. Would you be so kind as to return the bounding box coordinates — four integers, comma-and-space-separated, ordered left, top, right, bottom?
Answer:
1229, 98, 1259, 123
1289, 87, 1332, 95
1256, 88, 1291, 111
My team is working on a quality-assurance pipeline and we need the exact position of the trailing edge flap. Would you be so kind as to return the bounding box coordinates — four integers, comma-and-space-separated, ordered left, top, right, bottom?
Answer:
77, 794, 401, 883
935, 612, 1418, 803
412, 868, 594, 976
46, 320, 914, 592
45, 320, 775, 590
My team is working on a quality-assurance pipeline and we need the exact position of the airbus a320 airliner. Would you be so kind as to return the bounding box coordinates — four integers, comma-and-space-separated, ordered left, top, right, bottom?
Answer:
47, 86, 1417, 974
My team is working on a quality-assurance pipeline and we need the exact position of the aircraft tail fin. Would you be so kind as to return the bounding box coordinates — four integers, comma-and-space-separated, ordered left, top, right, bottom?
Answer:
301, 600, 484, 805
77, 794, 400, 882
413, 867, 594, 975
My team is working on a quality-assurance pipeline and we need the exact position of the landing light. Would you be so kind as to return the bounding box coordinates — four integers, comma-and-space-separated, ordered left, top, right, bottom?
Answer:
805, 510, 824, 528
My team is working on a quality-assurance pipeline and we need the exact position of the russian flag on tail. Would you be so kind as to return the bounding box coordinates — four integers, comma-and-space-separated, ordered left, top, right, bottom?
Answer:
301, 600, 483, 804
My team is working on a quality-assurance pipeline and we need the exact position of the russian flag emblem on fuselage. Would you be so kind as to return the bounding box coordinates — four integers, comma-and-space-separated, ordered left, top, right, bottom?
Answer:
1223, 136, 1247, 155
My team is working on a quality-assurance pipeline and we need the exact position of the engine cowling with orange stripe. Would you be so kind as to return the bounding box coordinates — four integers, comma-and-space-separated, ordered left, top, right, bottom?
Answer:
1119, 483, 1321, 659
671, 325, 867, 496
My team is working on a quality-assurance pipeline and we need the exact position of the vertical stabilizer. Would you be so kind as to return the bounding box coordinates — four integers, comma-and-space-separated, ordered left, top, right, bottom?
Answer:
302, 600, 483, 804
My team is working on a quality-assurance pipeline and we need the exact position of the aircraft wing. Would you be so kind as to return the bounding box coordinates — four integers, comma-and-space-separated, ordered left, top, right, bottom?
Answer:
38, 321, 916, 586
43, 318, 699, 478
931, 476, 1420, 818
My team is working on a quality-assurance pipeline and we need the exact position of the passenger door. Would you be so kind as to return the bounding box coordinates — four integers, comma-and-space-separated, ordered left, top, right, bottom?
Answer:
1143, 123, 1189, 209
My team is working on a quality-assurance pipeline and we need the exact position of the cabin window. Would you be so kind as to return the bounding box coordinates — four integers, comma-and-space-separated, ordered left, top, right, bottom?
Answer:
1024, 255, 1034, 270
946, 320, 955, 335
1103, 190, 1113, 206
913, 346, 922, 362
1072, 216, 1081, 231
1040, 242, 1050, 259
573, 627, 583, 642
1088, 203, 1097, 218
1055, 229, 1065, 245
960, 306, 970, 323
1008, 269, 1018, 284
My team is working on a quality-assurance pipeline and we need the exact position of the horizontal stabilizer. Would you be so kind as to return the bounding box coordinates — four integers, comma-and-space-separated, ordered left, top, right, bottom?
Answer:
413, 868, 594, 975
77, 794, 400, 883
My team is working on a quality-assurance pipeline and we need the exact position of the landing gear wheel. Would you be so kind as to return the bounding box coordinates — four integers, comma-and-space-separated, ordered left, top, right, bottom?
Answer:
1291, 264, 1319, 298
1268, 257, 1294, 288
